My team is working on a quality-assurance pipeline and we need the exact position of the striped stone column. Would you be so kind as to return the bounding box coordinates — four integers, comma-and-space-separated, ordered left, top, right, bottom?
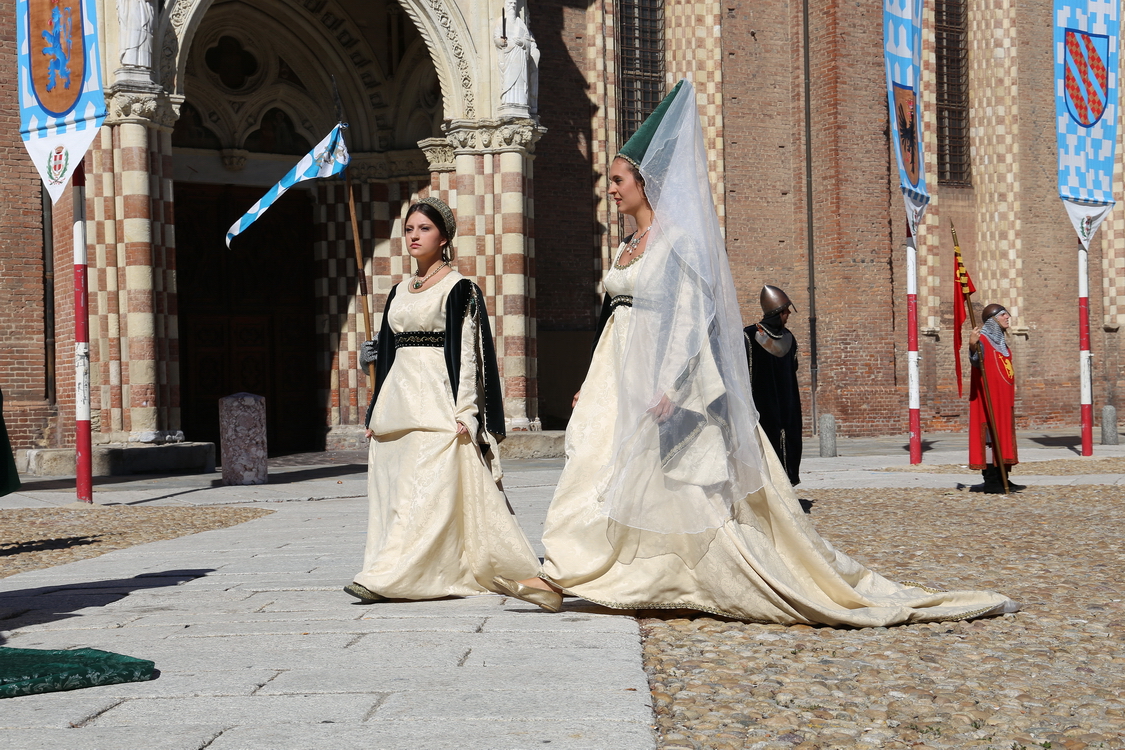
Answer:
99, 87, 181, 443
444, 118, 544, 429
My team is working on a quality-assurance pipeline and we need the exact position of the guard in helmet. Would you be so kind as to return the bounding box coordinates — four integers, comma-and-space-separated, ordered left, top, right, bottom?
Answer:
744, 285, 803, 486
968, 303, 1023, 492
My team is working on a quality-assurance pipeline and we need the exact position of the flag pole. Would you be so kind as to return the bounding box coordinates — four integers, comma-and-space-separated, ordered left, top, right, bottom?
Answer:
345, 170, 375, 382
73, 161, 92, 503
907, 225, 921, 464
952, 222, 1009, 494
1078, 237, 1094, 456
330, 78, 375, 385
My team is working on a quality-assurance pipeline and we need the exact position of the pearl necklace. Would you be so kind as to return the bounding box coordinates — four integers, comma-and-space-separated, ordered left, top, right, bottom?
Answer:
412, 260, 449, 290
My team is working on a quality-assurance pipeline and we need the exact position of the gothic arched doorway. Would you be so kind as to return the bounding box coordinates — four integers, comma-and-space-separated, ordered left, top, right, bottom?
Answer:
176, 182, 318, 456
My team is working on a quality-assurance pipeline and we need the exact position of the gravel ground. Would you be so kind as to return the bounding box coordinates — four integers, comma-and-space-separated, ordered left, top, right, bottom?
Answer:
641, 485, 1125, 750
880, 457, 1125, 475
0, 506, 274, 579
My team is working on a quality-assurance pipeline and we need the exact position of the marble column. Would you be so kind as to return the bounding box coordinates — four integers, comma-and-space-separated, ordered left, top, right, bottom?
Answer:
443, 118, 544, 430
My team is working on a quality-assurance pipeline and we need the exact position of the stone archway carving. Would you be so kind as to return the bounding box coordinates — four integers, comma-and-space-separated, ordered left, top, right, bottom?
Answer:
157, 0, 480, 122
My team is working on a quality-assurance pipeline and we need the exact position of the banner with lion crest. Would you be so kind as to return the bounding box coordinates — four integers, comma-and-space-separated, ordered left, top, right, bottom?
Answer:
17, 0, 106, 204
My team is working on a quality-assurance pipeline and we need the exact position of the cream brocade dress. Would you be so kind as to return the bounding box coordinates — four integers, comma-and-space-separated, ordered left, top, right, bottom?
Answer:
354, 272, 540, 599
539, 246, 1016, 626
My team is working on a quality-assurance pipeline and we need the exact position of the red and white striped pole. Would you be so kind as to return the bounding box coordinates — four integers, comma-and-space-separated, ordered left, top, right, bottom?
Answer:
907, 229, 921, 464
1078, 238, 1094, 456
73, 161, 92, 502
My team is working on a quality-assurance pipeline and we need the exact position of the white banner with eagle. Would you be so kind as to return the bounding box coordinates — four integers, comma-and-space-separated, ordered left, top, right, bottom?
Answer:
884, 0, 929, 233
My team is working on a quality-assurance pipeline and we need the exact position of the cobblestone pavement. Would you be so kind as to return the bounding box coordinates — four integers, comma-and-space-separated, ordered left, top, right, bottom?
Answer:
641, 486, 1125, 750
880, 457, 1125, 475
4, 448, 1124, 749
0, 507, 274, 579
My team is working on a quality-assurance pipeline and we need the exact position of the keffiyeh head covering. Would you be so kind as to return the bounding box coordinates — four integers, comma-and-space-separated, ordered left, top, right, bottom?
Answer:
980, 313, 1010, 356
598, 79, 766, 536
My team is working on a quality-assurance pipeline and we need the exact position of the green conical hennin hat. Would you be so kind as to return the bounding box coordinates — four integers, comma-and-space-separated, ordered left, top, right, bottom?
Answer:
617, 79, 686, 168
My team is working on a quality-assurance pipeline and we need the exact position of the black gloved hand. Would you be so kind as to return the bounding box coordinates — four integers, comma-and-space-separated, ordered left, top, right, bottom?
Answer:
359, 340, 377, 370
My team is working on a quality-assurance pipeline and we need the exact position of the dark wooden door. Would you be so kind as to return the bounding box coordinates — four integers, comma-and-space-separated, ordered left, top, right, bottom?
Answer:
175, 183, 320, 457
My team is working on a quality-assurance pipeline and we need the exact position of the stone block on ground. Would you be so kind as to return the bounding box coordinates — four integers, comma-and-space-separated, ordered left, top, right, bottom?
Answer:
219, 393, 267, 486
499, 430, 565, 459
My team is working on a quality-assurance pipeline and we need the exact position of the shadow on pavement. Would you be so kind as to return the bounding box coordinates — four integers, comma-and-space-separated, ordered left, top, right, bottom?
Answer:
257, 464, 366, 484
0, 569, 213, 645
898, 439, 936, 454
16, 474, 223, 492
1, 536, 103, 556
1025, 434, 1082, 452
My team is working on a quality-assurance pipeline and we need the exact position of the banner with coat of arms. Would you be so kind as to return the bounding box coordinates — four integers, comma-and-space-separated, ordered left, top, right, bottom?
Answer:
884, 0, 930, 234
1055, 0, 1120, 248
16, 0, 106, 204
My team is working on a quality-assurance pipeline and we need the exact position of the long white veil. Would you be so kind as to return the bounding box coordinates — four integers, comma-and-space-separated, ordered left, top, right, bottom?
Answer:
597, 80, 766, 536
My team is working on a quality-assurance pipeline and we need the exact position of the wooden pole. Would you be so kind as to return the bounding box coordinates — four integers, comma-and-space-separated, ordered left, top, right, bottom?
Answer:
345, 171, 375, 383
952, 223, 1010, 494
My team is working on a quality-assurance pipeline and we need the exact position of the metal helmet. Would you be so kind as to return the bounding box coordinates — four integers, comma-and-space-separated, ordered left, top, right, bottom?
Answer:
760, 285, 796, 317
981, 303, 1007, 322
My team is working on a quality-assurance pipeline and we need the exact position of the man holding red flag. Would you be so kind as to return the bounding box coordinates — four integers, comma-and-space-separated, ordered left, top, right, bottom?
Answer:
968, 305, 1024, 492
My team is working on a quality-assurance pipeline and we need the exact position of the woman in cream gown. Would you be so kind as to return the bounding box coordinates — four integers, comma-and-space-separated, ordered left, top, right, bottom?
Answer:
494, 81, 1017, 626
345, 198, 539, 603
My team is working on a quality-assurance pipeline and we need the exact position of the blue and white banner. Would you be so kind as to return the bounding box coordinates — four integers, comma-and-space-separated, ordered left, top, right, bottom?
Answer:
1055, 0, 1120, 248
226, 124, 350, 247
884, 0, 929, 233
17, 0, 106, 204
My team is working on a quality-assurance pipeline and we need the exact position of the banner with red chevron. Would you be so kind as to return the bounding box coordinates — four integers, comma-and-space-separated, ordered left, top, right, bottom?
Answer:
1055, 0, 1119, 248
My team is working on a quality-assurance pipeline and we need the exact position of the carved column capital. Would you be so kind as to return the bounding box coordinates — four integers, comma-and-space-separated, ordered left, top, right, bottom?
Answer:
221, 149, 248, 172
441, 118, 546, 155
418, 137, 456, 172
105, 86, 181, 130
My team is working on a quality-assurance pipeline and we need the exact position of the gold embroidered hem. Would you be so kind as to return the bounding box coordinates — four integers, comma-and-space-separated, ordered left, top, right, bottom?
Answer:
536, 250, 1018, 627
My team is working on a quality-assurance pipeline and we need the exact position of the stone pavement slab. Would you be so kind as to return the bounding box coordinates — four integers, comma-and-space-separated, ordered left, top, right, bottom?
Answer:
0, 491, 656, 748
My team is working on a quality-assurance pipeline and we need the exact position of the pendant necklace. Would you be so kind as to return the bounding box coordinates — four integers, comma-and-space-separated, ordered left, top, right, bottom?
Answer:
627, 226, 651, 253
413, 260, 449, 290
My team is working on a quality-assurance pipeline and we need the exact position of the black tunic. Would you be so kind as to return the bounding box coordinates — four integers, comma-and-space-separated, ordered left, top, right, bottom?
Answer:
1, 387, 21, 497
745, 324, 802, 486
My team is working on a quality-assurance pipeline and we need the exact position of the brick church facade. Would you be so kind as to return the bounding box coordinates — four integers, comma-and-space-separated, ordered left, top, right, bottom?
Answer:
2, 0, 1123, 461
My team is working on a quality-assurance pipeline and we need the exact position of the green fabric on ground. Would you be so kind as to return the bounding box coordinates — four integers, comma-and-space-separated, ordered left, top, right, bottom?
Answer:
0, 388, 20, 497
0, 647, 156, 698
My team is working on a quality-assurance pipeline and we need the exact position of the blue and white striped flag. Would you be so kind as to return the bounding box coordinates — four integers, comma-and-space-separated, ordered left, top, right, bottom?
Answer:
226, 123, 350, 247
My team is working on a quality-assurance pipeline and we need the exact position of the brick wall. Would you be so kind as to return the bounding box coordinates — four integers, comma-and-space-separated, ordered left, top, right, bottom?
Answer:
0, 0, 57, 448
530, 0, 599, 332
531, 0, 603, 427
724, 0, 906, 437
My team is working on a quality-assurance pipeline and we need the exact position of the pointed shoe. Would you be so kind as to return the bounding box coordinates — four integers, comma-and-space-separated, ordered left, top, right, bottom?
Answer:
344, 582, 386, 604
492, 576, 562, 613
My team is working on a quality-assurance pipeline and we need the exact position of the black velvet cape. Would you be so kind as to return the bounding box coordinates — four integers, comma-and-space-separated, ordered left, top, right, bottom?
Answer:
364, 279, 506, 453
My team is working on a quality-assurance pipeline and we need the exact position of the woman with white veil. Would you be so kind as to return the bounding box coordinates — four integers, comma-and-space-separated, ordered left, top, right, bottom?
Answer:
494, 81, 1016, 625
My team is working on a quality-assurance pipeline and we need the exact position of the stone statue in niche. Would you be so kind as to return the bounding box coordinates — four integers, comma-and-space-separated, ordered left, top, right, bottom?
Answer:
116, 0, 154, 69
494, 0, 539, 117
